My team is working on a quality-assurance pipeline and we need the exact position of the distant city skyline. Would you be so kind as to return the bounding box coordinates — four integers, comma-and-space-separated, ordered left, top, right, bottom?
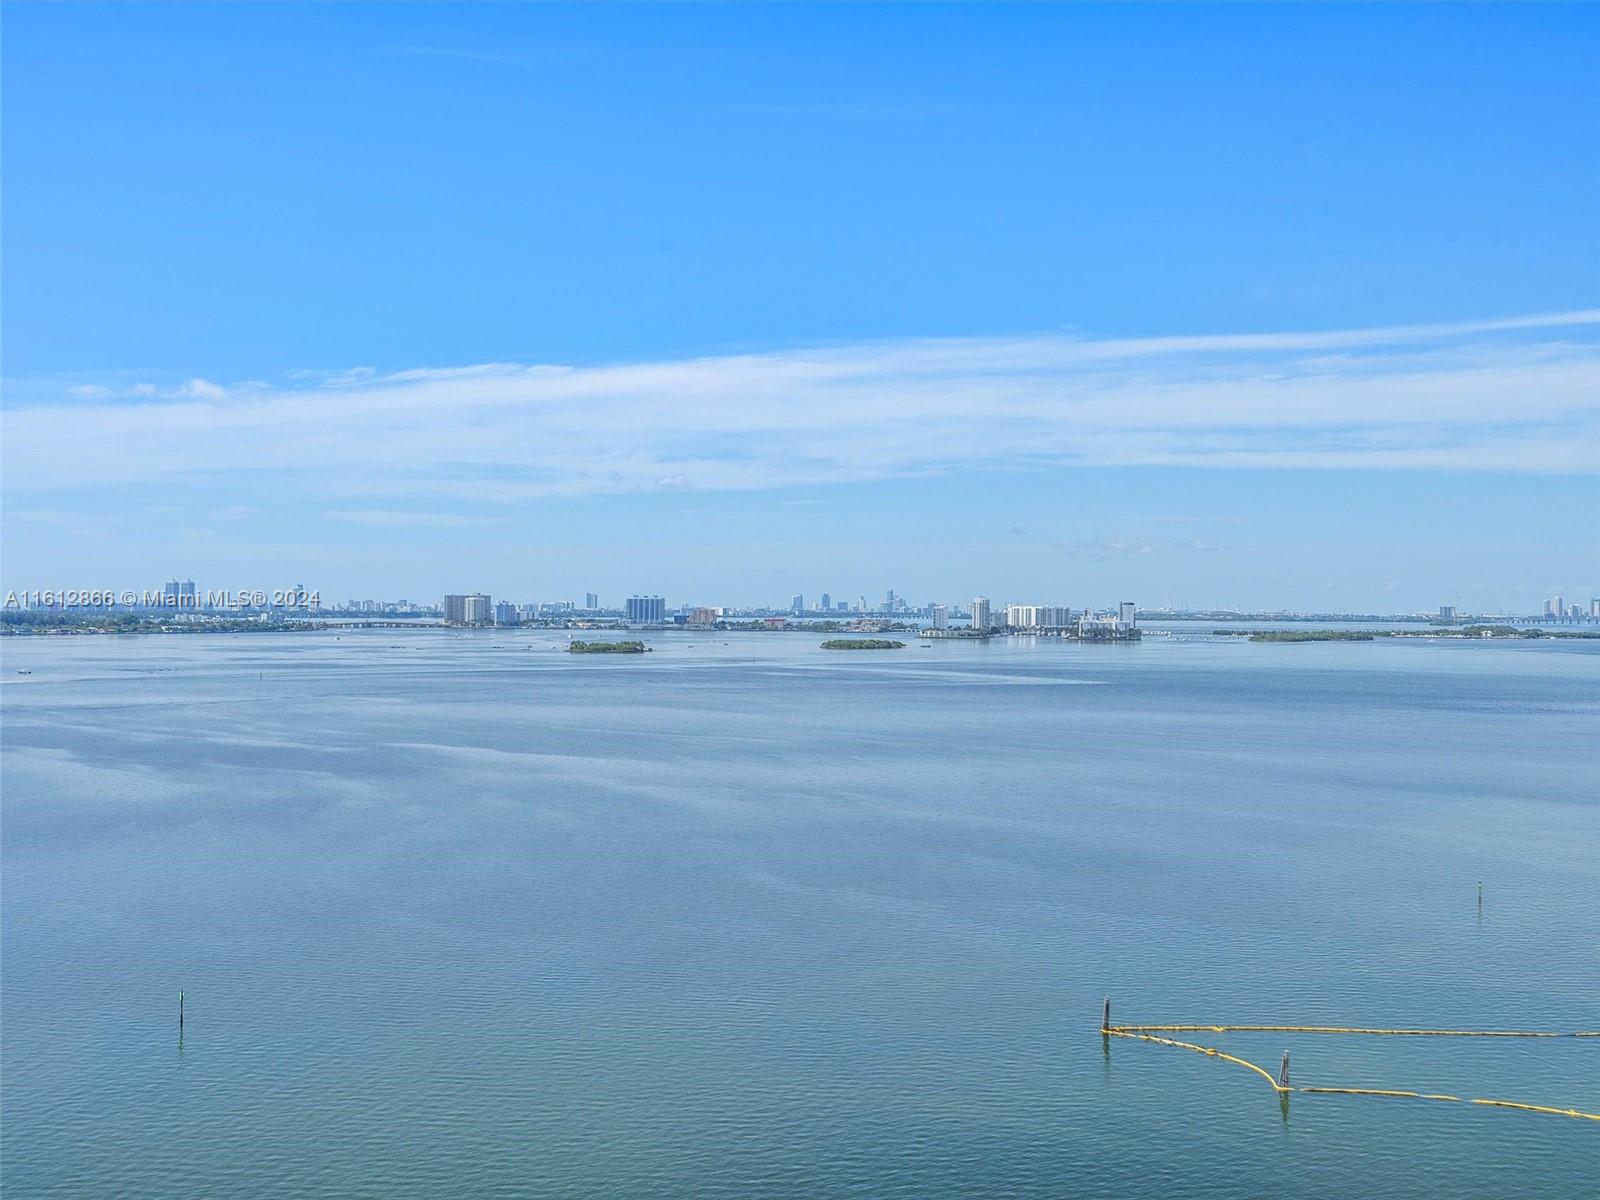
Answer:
10, 577, 1589, 624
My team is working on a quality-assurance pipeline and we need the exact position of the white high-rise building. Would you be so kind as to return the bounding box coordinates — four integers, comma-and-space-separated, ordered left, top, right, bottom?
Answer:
931, 604, 948, 629
1119, 601, 1137, 627
970, 597, 991, 629
1007, 604, 1042, 629
626, 595, 666, 623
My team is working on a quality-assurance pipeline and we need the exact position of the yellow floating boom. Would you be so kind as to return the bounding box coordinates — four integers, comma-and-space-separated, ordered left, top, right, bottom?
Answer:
1103, 1020, 1599, 1122
1112, 1024, 1598, 1038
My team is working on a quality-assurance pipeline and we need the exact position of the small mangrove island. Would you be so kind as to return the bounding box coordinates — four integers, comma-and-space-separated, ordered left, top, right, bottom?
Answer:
820, 638, 906, 650
567, 640, 649, 654
1246, 630, 1375, 642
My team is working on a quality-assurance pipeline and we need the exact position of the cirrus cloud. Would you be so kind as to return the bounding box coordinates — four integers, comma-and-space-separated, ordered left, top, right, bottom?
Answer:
3, 310, 1597, 505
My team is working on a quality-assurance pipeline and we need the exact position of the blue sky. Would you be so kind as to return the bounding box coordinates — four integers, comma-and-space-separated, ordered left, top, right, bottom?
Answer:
3, 3, 1596, 611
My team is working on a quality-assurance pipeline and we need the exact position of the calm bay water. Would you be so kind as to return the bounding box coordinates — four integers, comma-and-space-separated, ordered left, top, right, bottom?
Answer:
3, 628, 1597, 1196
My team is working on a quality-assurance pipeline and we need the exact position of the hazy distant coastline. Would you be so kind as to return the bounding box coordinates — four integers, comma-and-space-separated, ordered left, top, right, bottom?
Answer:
6, 613, 1597, 641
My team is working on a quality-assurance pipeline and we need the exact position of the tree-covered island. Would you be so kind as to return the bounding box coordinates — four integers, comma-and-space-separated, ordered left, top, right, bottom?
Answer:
820, 638, 906, 650
1247, 630, 1375, 642
566, 640, 649, 654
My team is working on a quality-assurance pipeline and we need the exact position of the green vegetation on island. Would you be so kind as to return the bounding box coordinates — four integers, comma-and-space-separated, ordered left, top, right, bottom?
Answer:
1248, 630, 1375, 642
566, 640, 649, 654
820, 638, 906, 650
2, 611, 312, 636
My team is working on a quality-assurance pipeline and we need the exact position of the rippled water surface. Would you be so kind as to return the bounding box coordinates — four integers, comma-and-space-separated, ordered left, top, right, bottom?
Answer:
3, 629, 1597, 1196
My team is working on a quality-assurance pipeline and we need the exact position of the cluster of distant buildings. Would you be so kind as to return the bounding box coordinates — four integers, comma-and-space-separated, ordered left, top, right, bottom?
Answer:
428, 589, 1142, 639
1542, 595, 1600, 621
786, 590, 923, 615
1434, 598, 1598, 623
436, 593, 613, 626
954, 598, 1140, 640
425, 592, 1139, 640
14, 579, 1595, 632
416, 591, 1600, 633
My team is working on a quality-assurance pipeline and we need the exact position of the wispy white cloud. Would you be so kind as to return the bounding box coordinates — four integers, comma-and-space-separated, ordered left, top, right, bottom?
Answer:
4, 311, 1597, 503
327, 509, 507, 528
176, 377, 228, 400
1057, 538, 1158, 561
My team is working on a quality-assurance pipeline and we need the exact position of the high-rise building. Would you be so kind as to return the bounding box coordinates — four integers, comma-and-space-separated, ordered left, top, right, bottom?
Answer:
971, 597, 991, 629
494, 601, 518, 626
1439, 605, 1457, 620
626, 595, 666, 623
1120, 601, 1137, 627
931, 604, 948, 628
837, 601, 848, 612
885, 589, 898, 611
585, 593, 599, 610
791, 594, 805, 613
1591, 599, 1600, 619
443, 594, 493, 625
819, 592, 831, 612
1007, 604, 1042, 629
1571, 604, 1584, 620
161, 579, 198, 608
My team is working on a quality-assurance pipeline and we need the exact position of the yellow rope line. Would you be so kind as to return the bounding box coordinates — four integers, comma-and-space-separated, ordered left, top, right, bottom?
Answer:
1115, 1031, 1288, 1090
1111, 1024, 1599, 1038
1104, 1027, 1600, 1122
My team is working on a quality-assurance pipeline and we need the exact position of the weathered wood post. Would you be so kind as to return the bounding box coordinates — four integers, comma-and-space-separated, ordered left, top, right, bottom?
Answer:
1102, 996, 1111, 1033
1278, 1051, 1290, 1090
